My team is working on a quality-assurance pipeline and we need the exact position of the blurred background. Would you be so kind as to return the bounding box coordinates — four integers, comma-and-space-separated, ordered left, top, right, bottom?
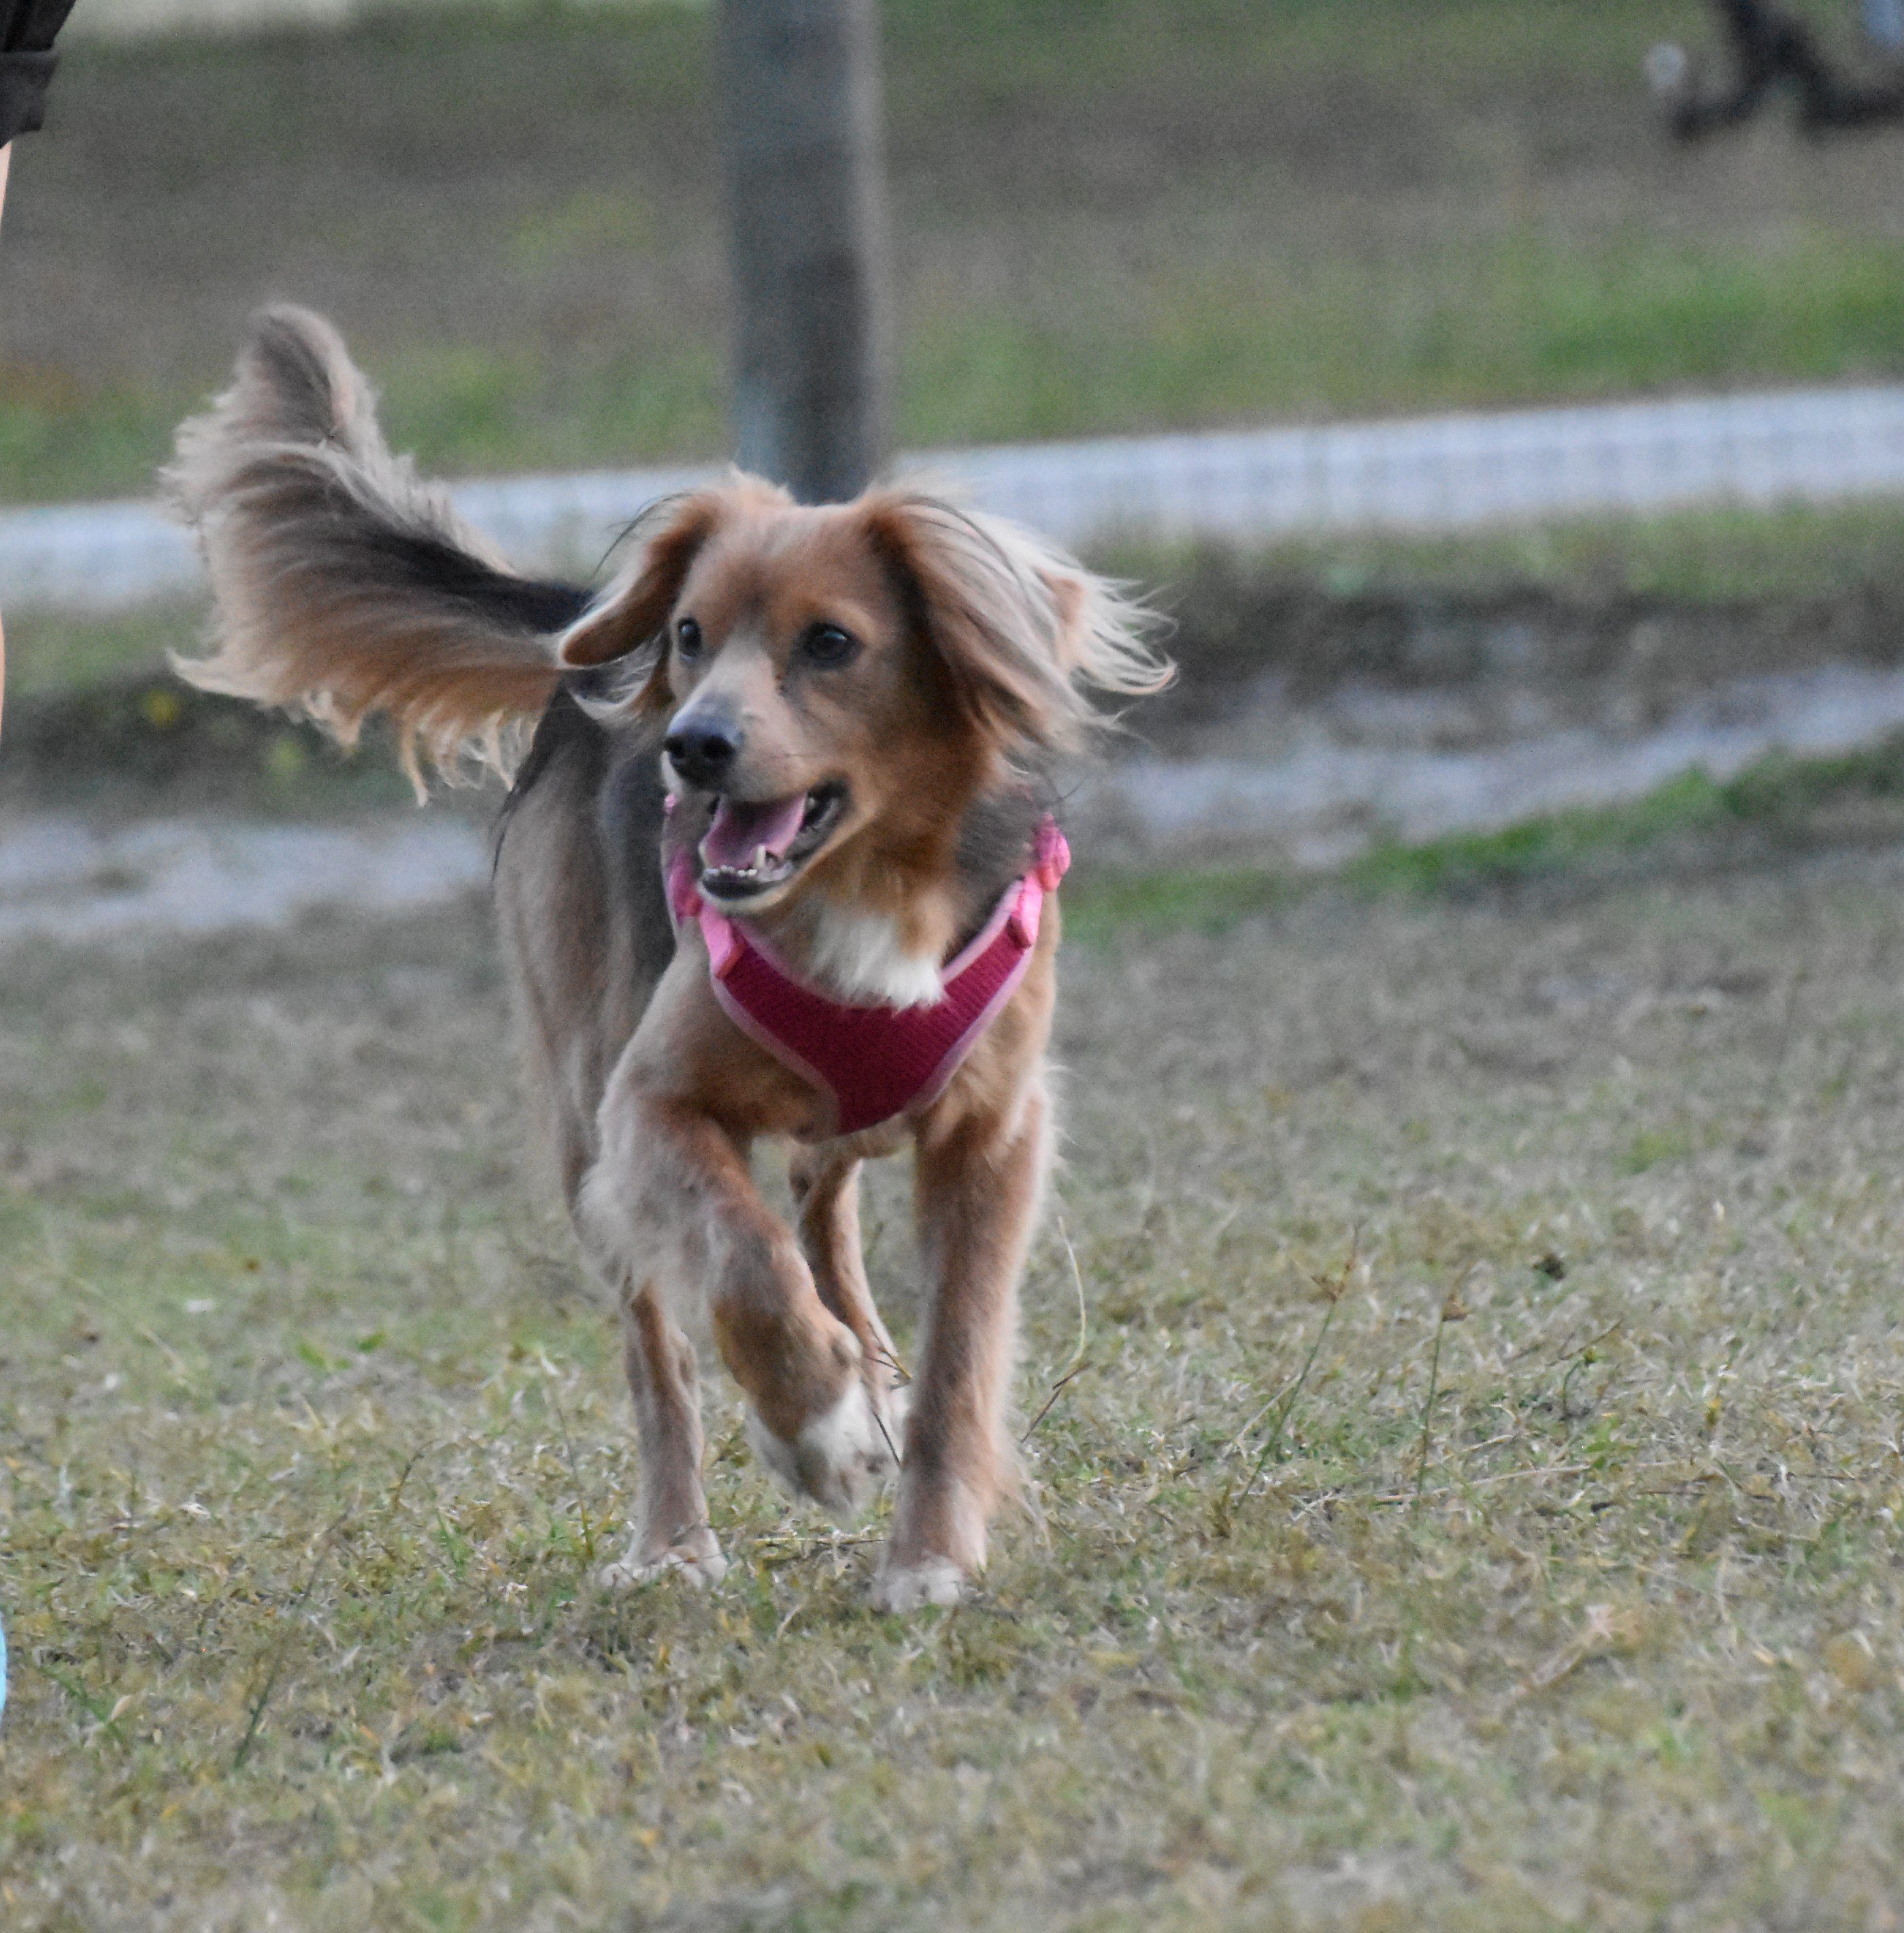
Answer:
12, 0, 1904, 485
8, 0, 1904, 921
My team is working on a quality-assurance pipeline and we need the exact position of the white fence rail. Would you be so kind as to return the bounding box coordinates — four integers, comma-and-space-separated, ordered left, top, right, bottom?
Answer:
10, 383, 1904, 613
66, 0, 684, 38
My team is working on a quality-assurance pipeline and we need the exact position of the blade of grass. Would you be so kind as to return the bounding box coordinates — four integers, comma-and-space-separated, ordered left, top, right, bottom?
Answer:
1414, 1285, 1472, 1507
231, 1513, 347, 1774
1022, 1217, 1093, 1445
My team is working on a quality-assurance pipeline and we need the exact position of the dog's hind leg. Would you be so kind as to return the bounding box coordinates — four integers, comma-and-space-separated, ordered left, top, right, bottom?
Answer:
789, 1149, 909, 1468
599, 1278, 727, 1590
873, 1080, 1052, 1613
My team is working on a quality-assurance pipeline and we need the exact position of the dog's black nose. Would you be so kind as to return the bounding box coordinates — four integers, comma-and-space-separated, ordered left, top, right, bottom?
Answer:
664, 718, 743, 789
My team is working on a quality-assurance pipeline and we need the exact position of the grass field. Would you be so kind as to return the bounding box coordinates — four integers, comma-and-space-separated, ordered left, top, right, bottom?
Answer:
9, 808, 1904, 1928
7, 0, 1904, 501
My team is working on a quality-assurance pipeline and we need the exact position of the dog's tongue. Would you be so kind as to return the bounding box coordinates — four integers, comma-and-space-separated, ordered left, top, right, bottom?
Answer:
701, 793, 809, 871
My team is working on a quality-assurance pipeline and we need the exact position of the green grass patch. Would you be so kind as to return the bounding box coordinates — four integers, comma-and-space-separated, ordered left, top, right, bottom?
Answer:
1061, 863, 1295, 942
1115, 497, 1904, 610
7, 0, 1902, 499
902, 233, 1904, 455
1620, 1124, 1697, 1173
1346, 738, 1904, 897
0, 343, 729, 510
1346, 769, 1746, 897
1062, 733, 1904, 938
3, 601, 205, 700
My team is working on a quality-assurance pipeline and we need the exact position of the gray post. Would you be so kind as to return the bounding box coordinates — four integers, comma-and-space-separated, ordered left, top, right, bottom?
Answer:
716, 0, 893, 504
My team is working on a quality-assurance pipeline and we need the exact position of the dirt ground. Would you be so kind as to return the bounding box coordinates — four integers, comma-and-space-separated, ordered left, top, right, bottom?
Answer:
6, 822, 1904, 1929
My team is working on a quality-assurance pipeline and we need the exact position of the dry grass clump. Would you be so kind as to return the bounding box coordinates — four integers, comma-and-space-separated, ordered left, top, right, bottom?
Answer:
6, 853, 1904, 1928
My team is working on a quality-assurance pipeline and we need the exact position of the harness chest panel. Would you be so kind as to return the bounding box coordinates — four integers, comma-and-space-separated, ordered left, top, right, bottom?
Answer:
666, 819, 1069, 1136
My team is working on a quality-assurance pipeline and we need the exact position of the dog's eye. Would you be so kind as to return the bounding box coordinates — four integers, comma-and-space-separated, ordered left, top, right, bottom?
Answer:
674, 616, 703, 661
800, 623, 859, 668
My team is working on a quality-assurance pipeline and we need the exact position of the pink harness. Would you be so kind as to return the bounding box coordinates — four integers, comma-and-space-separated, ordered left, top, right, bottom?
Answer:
665, 817, 1070, 1137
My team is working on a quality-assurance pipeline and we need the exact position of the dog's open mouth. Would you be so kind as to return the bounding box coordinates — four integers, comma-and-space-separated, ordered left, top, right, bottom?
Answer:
698, 782, 847, 902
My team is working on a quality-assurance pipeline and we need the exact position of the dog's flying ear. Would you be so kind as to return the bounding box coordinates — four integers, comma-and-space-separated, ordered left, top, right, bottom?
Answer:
862, 493, 1172, 757
555, 490, 733, 713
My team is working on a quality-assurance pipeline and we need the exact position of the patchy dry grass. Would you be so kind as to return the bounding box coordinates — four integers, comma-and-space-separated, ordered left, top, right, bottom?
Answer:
7, 830, 1904, 1928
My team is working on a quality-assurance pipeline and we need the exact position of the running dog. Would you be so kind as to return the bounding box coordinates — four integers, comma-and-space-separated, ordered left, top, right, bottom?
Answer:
168, 307, 1169, 1610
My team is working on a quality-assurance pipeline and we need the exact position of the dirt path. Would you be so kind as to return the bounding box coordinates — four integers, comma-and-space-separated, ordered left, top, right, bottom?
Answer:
1082, 660, 1904, 862
0, 811, 490, 944
7, 661, 1904, 944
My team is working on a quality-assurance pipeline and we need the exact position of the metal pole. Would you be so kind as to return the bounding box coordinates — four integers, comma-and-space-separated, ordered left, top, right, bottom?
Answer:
716, 0, 893, 504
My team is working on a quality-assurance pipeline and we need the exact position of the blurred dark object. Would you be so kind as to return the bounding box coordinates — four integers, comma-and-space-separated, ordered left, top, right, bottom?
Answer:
0, 0, 74, 146
1647, 0, 1904, 138
717, 0, 892, 505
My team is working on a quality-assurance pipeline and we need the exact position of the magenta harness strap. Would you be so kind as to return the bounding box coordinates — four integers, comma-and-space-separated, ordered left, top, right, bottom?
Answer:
666, 818, 1070, 1136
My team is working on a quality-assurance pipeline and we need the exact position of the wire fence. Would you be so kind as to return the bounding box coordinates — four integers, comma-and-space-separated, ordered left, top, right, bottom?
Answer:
10, 383, 1904, 612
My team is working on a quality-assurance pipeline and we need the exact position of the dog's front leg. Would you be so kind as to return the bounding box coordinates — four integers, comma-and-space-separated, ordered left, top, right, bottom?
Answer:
597, 1278, 728, 1589
586, 1078, 897, 1530
788, 1149, 909, 1455
874, 1079, 1052, 1612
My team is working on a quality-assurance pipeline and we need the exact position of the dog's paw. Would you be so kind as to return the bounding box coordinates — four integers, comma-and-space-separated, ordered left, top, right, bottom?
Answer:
598, 1536, 729, 1593
748, 1378, 898, 1521
869, 1555, 967, 1613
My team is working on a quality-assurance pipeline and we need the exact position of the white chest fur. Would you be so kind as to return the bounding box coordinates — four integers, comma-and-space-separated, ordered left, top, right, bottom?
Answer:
799, 902, 945, 1009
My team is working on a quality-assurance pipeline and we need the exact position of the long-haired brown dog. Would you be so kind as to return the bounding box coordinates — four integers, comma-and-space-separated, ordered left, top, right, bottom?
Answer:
169, 307, 1169, 1610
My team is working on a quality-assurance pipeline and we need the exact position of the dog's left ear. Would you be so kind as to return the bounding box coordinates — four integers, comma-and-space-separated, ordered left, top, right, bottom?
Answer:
862, 494, 1172, 755
554, 489, 733, 716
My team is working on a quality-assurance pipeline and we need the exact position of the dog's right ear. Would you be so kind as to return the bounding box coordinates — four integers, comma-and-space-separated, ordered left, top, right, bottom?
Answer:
556, 491, 729, 713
